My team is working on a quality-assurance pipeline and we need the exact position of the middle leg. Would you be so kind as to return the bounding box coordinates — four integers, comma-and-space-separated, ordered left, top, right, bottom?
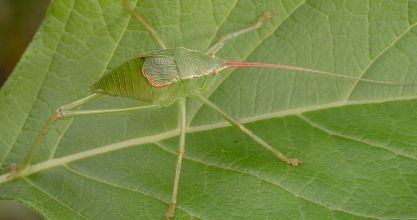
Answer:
166, 97, 187, 219
196, 93, 302, 166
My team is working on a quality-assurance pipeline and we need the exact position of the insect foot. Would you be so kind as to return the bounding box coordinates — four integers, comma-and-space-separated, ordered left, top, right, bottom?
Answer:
255, 11, 274, 28
165, 202, 176, 220
287, 158, 303, 166
274, 150, 303, 166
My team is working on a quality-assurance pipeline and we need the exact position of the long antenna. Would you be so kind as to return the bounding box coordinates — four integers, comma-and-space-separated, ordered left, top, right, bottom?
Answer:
225, 61, 416, 86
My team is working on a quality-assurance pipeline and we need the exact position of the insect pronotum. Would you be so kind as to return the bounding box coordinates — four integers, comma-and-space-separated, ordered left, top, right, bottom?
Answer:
5, 1, 415, 219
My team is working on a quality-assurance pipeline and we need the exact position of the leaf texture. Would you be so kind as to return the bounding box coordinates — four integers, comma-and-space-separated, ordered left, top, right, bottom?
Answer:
1, 0, 417, 219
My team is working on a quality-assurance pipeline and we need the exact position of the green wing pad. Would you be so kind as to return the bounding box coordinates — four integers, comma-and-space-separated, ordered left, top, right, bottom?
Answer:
141, 49, 180, 88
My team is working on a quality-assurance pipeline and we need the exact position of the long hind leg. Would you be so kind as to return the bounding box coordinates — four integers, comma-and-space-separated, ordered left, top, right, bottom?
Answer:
8, 93, 158, 179
165, 98, 187, 219
206, 11, 273, 55
196, 94, 302, 166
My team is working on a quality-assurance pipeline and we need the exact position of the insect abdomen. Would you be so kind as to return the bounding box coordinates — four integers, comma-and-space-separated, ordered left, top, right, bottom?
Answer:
90, 57, 155, 102
90, 53, 215, 106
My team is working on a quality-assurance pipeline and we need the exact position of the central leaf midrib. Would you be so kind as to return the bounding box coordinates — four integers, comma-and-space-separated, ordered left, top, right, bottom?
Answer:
1, 95, 416, 184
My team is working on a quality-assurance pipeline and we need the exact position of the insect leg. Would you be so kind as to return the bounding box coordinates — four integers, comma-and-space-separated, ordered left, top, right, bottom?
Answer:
8, 93, 158, 179
196, 94, 302, 166
166, 98, 186, 219
206, 11, 273, 55
61, 103, 157, 118
7, 93, 99, 177
123, 0, 167, 49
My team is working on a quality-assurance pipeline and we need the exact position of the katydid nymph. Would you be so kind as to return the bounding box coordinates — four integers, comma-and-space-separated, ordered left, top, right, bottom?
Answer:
6, 1, 416, 219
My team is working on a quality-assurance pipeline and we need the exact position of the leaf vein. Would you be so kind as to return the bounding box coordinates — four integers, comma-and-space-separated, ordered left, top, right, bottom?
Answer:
298, 114, 417, 161
344, 21, 417, 100
0, 0, 77, 167
2, 96, 417, 184
154, 142, 381, 219
48, 0, 137, 159
188, 0, 307, 126
63, 165, 201, 219
23, 177, 88, 219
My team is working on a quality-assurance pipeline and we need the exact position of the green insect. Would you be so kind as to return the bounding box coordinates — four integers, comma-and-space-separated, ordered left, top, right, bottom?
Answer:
5, 1, 413, 219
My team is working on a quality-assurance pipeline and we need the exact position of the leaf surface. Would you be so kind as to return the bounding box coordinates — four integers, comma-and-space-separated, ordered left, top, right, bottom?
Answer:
1, 0, 417, 219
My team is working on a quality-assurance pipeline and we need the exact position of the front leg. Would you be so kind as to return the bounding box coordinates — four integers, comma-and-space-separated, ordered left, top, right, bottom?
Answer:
206, 11, 273, 56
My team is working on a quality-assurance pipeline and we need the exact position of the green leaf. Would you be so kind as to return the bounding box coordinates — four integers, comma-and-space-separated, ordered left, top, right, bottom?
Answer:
1, 0, 417, 219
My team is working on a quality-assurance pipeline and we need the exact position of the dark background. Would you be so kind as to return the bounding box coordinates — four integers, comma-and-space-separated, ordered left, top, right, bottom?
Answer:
0, 1, 49, 219
0, 0, 50, 87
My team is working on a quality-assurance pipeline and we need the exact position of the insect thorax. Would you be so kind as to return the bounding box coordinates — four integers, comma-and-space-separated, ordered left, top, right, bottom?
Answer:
142, 47, 225, 87
174, 47, 225, 80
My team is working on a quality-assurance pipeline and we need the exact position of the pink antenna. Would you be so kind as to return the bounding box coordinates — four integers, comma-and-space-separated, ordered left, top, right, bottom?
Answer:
224, 60, 415, 86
